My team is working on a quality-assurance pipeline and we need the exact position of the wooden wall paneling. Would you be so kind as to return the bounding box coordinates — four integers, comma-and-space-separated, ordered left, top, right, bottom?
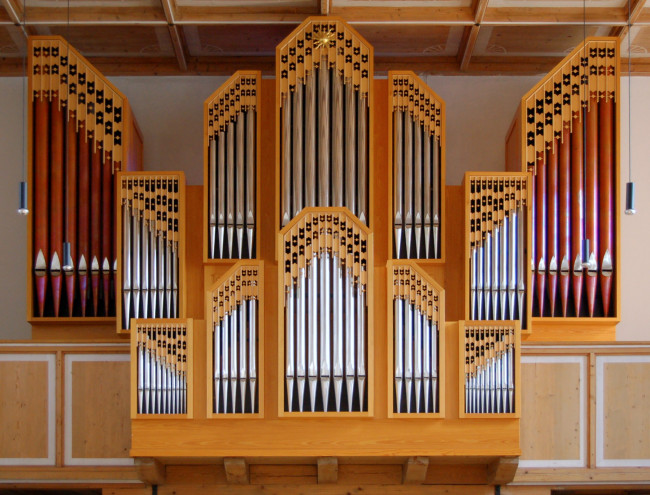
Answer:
444, 185, 464, 321
64, 353, 133, 466
185, 185, 205, 321
519, 355, 587, 467
596, 355, 650, 467
0, 354, 56, 465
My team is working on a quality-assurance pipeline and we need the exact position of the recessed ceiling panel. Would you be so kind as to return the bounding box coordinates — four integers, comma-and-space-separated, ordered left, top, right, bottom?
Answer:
0, 26, 26, 57
175, 0, 315, 6
333, 0, 472, 6
183, 24, 295, 57
27, 0, 160, 7
355, 24, 463, 56
629, 26, 650, 58
44, 25, 175, 57
488, 0, 625, 7
473, 25, 612, 57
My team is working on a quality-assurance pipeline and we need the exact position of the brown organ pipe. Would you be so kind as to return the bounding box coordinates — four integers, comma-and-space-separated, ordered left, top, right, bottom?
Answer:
357, 93, 368, 225
571, 114, 584, 317
281, 94, 291, 226
77, 123, 90, 316
598, 99, 614, 316
90, 142, 102, 316
102, 150, 113, 315
34, 95, 50, 317
50, 94, 64, 317
530, 165, 536, 312
535, 150, 546, 317
547, 139, 559, 317
559, 127, 572, 317
585, 98, 599, 317
332, 73, 343, 207
65, 111, 78, 317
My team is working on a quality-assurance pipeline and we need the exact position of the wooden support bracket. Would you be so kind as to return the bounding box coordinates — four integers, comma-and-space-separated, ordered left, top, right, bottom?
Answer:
135, 457, 166, 486
317, 457, 338, 484
487, 456, 519, 485
402, 456, 429, 484
224, 457, 249, 484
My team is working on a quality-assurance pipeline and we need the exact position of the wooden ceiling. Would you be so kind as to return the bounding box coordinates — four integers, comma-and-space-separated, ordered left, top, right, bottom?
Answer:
0, 0, 649, 75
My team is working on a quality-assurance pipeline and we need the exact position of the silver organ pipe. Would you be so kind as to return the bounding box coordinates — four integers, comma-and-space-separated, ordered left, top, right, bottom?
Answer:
391, 72, 444, 260
466, 174, 529, 330
210, 264, 261, 414
462, 322, 517, 414
206, 72, 258, 259
119, 173, 184, 332
391, 264, 442, 414
282, 210, 369, 413
135, 320, 190, 415
278, 20, 371, 228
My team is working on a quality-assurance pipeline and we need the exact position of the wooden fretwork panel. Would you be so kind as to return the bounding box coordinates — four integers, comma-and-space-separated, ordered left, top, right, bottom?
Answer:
520, 356, 586, 467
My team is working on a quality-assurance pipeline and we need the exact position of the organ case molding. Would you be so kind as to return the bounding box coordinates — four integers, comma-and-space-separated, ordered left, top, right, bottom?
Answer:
387, 260, 445, 418
463, 172, 532, 333
388, 71, 446, 262
206, 261, 264, 418
276, 17, 374, 235
506, 37, 620, 334
204, 71, 261, 262
116, 171, 187, 334
27, 35, 143, 325
277, 207, 374, 417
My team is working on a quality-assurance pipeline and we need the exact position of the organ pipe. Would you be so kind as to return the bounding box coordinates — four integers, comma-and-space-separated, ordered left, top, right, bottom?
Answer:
29, 36, 139, 319
390, 72, 444, 260
278, 20, 371, 228
516, 38, 618, 318
206, 72, 259, 260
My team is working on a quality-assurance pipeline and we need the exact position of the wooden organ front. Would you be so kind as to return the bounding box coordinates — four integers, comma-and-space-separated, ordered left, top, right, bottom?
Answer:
128, 16, 521, 465
24, 18, 623, 474
506, 38, 620, 329
27, 36, 142, 324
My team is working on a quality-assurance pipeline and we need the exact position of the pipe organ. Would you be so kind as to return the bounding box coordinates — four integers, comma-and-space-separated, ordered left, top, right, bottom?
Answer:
507, 38, 619, 320
278, 19, 371, 228
117, 172, 186, 333
390, 72, 444, 260
132, 319, 192, 417
464, 173, 530, 331
280, 208, 371, 413
460, 322, 519, 416
28, 36, 142, 321
205, 72, 259, 260
390, 262, 444, 414
209, 263, 263, 415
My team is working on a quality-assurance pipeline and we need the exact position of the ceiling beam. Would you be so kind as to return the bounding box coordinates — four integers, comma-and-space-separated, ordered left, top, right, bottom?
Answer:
320, 0, 330, 16
160, 0, 187, 72
1, 0, 36, 36
610, 0, 647, 37
457, 0, 489, 72
483, 7, 628, 25
17, 6, 166, 25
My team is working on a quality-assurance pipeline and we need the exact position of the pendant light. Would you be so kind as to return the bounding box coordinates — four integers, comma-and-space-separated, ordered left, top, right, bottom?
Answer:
17, 0, 28, 215
625, 0, 637, 215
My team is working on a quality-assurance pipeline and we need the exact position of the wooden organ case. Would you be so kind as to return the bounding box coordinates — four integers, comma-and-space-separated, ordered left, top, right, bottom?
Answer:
27, 36, 142, 329
506, 37, 620, 338
129, 17, 520, 471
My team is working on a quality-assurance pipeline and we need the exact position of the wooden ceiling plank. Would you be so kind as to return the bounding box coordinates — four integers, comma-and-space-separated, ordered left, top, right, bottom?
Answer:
329, 6, 474, 24
483, 7, 627, 25
22, 6, 166, 25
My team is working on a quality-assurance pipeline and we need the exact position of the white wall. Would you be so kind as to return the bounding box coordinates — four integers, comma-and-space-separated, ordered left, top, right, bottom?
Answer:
0, 74, 646, 341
